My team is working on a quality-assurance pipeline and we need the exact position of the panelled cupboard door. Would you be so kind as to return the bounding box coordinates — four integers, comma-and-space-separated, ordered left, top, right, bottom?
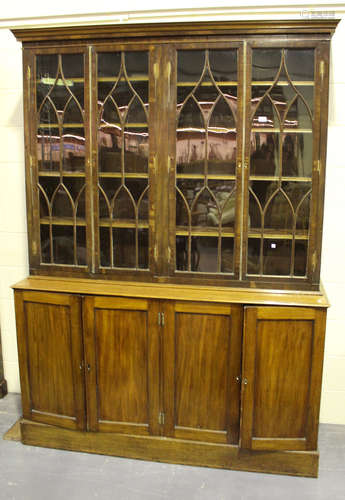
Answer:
83, 296, 160, 435
14, 291, 86, 430
241, 306, 326, 451
162, 301, 242, 444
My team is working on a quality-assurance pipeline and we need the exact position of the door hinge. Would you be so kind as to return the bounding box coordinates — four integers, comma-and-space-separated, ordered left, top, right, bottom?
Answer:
154, 244, 158, 263
158, 312, 165, 326
165, 61, 171, 104
27, 66, 31, 81
320, 60, 325, 84
311, 250, 317, 273
158, 412, 165, 425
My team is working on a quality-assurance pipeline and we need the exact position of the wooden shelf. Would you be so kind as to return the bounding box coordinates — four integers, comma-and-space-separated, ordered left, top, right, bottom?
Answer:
177, 81, 237, 87
176, 227, 234, 237
39, 171, 85, 177
252, 128, 312, 133
99, 219, 148, 229
40, 217, 86, 226
98, 76, 148, 82
98, 172, 148, 178
99, 123, 148, 129
176, 174, 236, 180
37, 77, 84, 84
249, 176, 311, 182
251, 80, 314, 86
248, 229, 309, 240
39, 123, 84, 129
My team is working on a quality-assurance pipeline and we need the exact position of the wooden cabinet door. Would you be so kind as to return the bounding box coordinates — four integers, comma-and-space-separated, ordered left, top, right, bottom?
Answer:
14, 290, 86, 430
83, 296, 160, 435
241, 306, 326, 451
162, 301, 242, 444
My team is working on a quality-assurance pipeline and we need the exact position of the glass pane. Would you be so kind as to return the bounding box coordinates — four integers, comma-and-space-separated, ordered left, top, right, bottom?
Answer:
247, 239, 260, 274
113, 187, 135, 221
61, 54, 84, 79
98, 52, 121, 78
40, 225, 51, 263
99, 178, 121, 219
37, 127, 60, 171
252, 96, 280, 130
176, 236, 188, 271
252, 49, 282, 81
209, 50, 237, 82
62, 127, 85, 172
39, 177, 58, 217
100, 227, 111, 267
113, 228, 136, 268
284, 96, 312, 130
177, 98, 205, 175
263, 239, 291, 275
177, 50, 205, 83
138, 190, 149, 221
221, 238, 234, 273
296, 192, 311, 231
99, 127, 122, 172
264, 191, 293, 231
124, 127, 148, 174
76, 227, 87, 266
64, 178, 85, 218
294, 241, 307, 276
191, 236, 218, 272
250, 132, 279, 176
138, 229, 149, 269
285, 49, 314, 81
51, 185, 73, 218
251, 180, 278, 212
52, 225, 74, 265
282, 133, 313, 177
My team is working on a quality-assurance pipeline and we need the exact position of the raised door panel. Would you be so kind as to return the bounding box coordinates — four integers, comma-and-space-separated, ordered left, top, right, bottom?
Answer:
14, 290, 86, 430
83, 296, 160, 435
163, 301, 242, 444
241, 306, 326, 451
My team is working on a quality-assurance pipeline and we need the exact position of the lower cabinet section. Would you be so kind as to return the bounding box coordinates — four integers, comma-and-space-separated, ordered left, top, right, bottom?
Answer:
13, 287, 327, 477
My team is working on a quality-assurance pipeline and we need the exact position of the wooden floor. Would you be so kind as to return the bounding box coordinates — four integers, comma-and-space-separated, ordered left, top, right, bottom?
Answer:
1, 394, 345, 500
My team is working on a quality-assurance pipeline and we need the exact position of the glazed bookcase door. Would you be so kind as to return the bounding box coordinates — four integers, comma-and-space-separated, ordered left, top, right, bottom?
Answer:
243, 41, 327, 287
167, 43, 244, 282
26, 47, 91, 273
93, 45, 157, 277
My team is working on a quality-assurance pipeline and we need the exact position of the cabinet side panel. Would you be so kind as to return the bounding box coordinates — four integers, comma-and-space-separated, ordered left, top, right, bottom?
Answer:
95, 308, 148, 424
25, 302, 77, 417
254, 319, 313, 438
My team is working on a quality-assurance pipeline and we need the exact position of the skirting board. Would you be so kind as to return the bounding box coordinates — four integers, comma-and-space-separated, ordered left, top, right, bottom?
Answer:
19, 420, 319, 477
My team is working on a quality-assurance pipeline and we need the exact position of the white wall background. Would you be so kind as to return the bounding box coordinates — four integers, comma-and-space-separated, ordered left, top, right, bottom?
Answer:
0, 1, 344, 424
